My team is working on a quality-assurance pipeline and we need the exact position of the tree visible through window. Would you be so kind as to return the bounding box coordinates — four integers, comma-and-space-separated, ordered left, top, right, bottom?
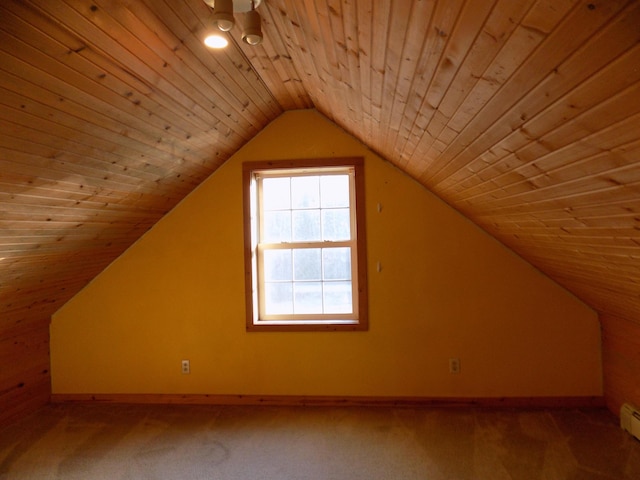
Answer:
243, 158, 368, 331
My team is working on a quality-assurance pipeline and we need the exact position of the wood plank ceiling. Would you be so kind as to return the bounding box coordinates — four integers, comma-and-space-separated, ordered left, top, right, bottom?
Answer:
1, 0, 639, 398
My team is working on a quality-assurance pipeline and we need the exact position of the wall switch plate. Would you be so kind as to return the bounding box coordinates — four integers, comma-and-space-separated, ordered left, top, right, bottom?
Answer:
449, 358, 461, 374
181, 359, 190, 374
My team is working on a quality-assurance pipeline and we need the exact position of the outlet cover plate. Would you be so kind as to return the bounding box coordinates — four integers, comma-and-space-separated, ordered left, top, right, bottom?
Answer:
181, 359, 190, 374
449, 358, 461, 374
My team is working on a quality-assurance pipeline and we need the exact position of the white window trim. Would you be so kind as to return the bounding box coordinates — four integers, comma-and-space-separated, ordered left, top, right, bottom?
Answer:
243, 158, 368, 332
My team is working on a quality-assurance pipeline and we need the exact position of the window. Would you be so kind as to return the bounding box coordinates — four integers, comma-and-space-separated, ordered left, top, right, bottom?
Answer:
243, 158, 368, 331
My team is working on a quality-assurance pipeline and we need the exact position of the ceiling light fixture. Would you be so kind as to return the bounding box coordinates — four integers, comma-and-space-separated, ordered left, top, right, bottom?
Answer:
209, 0, 235, 31
203, 0, 263, 48
242, 7, 262, 45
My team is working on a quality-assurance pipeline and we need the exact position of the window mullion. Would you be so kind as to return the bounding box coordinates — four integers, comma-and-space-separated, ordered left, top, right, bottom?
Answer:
261, 240, 353, 250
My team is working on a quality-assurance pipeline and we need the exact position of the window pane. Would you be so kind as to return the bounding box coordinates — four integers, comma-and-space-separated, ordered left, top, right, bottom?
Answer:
263, 249, 292, 281
291, 176, 319, 209
293, 249, 321, 281
321, 208, 350, 241
294, 282, 323, 313
323, 248, 351, 280
264, 282, 293, 314
321, 175, 350, 208
292, 210, 321, 241
263, 211, 291, 243
324, 282, 353, 313
262, 177, 290, 210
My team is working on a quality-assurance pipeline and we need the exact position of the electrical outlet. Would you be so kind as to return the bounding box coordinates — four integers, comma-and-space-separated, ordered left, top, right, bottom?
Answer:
449, 358, 461, 374
181, 359, 190, 374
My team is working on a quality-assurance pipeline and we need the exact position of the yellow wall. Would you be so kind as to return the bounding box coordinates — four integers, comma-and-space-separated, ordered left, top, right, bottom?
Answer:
51, 110, 602, 398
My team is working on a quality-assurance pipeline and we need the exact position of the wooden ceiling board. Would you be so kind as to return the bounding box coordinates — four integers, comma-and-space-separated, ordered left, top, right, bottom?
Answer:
421, 0, 631, 185
1, 0, 639, 380
235, 2, 313, 110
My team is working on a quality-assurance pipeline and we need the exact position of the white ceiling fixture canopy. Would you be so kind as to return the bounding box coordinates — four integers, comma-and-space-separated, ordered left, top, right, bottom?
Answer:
204, 0, 262, 12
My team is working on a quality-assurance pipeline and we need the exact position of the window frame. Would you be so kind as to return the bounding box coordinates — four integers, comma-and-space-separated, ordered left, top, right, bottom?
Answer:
243, 157, 368, 332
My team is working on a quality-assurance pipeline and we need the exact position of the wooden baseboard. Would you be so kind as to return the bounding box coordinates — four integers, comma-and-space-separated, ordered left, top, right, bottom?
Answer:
50, 393, 606, 409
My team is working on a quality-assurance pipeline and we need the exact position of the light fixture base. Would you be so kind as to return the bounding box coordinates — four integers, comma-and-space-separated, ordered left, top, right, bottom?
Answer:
205, 0, 262, 13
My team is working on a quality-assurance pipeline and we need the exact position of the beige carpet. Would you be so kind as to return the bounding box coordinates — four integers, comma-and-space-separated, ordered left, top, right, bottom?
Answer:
1, 404, 639, 479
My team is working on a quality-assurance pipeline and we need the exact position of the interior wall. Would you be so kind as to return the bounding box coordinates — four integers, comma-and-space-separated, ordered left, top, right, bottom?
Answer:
50, 110, 602, 399
0, 319, 50, 426
602, 314, 640, 414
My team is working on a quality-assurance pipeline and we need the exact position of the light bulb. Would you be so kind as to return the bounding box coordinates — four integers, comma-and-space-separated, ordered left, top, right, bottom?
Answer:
204, 33, 228, 49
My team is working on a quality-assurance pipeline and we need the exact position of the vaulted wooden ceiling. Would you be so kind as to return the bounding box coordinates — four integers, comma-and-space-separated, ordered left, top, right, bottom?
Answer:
2, 0, 639, 343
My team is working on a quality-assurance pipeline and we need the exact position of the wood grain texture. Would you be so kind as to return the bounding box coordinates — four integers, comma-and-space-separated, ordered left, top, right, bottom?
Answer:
50, 393, 606, 409
0, 320, 50, 426
602, 314, 640, 416
1, 0, 639, 423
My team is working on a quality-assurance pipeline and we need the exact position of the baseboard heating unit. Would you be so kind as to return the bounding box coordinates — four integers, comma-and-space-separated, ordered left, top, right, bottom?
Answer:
620, 403, 640, 440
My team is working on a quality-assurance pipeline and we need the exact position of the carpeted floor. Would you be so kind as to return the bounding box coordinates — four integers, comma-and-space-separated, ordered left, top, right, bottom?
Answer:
1, 403, 639, 479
